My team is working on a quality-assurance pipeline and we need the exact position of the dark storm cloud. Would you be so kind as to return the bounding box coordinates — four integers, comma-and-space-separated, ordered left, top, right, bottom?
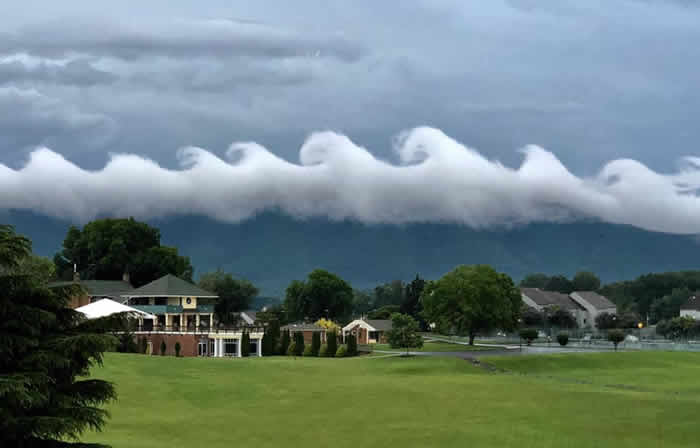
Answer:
0, 0, 698, 232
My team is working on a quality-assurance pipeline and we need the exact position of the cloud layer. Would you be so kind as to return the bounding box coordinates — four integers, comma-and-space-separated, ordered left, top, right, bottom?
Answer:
1, 127, 699, 234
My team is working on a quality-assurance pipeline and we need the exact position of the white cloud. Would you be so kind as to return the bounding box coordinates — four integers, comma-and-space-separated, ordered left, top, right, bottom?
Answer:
1, 127, 698, 234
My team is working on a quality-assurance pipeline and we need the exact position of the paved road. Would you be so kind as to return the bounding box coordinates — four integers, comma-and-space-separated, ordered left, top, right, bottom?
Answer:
374, 345, 613, 359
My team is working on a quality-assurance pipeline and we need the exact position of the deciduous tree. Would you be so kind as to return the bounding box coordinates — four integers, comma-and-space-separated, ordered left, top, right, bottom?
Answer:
572, 271, 601, 291
386, 313, 423, 356
422, 265, 521, 345
284, 270, 353, 322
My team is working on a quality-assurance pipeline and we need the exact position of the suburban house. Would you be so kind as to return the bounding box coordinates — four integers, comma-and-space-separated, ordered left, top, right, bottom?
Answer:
281, 322, 327, 344
680, 292, 700, 319
342, 319, 393, 344
520, 288, 617, 329
49, 275, 134, 308
569, 291, 617, 325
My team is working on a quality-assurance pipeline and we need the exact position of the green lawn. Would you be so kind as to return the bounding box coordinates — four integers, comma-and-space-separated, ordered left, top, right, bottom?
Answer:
84, 352, 700, 448
373, 341, 496, 352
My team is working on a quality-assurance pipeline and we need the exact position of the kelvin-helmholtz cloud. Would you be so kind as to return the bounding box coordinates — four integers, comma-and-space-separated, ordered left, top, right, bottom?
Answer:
1, 126, 699, 235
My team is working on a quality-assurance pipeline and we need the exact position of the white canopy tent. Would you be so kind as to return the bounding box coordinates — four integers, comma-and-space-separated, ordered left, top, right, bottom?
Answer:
76, 298, 156, 320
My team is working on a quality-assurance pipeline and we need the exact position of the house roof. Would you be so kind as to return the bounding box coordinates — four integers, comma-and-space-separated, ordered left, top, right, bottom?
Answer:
365, 319, 393, 331
681, 292, 700, 311
281, 323, 325, 332
76, 298, 156, 320
572, 291, 616, 310
48, 280, 134, 297
121, 274, 217, 298
520, 288, 583, 311
241, 310, 257, 323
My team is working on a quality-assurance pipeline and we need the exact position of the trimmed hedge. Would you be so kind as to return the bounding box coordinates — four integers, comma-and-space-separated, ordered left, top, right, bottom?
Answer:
159, 340, 166, 356
326, 330, 337, 357
557, 332, 569, 346
293, 332, 305, 356
319, 344, 329, 357
174, 341, 181, 357
287, 342, 297, 356
346, 334, 357, 357
335, 344, 347, 357
241, 331, 250, 357
303, 345, 313, 356
279, 329, 291, 355
311, 331, 321, 356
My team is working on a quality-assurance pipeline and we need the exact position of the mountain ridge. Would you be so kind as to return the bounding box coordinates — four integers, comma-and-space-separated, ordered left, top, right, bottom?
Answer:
2, 210, 698, 296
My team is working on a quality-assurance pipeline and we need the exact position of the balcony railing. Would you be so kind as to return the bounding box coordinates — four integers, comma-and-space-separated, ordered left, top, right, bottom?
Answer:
130, 324, 266, 334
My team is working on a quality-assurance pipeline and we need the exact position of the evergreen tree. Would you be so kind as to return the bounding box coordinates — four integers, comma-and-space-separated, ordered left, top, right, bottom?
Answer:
279, 329, 291, 355
241, 331, 250, 357
265, 319, 281, 356
1, 224, 119, 447
160, 340, 167, 356
326, 330, 338, 357
346, 334, 358, 357
175, 341, 181, 357
293, 332, 305, 356
311, 331, 321, 356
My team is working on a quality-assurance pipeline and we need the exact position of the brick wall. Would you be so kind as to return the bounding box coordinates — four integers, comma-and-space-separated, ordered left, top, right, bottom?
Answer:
141, 334, 200, 357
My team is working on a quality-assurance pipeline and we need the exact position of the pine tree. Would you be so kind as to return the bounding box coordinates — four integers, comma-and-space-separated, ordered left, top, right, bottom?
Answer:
326, 330, 338, 357
279, 329, 291, 355
241, 331, 250, 357
160, 340, 167, 355
294, 332, 305, 356
311, 331, 321, 356
346, 334, 358, 356
1, 224, 119, 447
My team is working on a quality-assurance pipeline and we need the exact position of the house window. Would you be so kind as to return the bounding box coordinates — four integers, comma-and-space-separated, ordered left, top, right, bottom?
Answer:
249, 339, 258, 356
155, 298, 167, 305
132, 297, 149, 305
223, 339, 238, 357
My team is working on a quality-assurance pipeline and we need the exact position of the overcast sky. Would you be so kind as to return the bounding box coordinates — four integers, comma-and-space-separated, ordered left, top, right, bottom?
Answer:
1, 1, 699, 233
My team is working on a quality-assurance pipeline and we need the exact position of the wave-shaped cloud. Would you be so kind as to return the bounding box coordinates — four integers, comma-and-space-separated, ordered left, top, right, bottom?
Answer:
1, 127, 699, 234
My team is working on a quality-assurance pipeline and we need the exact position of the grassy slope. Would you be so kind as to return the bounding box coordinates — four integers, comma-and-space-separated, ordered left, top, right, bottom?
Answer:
84, 352, 700, 448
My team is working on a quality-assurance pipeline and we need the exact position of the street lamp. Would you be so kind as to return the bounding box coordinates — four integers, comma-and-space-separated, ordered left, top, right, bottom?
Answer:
637, 322, 643, 341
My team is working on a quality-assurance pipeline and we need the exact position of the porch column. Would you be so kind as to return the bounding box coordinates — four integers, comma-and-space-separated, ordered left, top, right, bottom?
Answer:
257, 338, 262, 357
213, 337, 218, 357
237, 337, 242, 357
165, 313, 170, 328
196, 314, 200, 329
210, 313, 214, 328
218, 339, 223, 357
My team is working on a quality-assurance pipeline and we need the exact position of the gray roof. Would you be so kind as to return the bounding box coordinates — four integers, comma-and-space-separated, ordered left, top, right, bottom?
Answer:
281, 323, 326, 332
242, 310, 257, 321
48, 280, 134, 297
681, 292, 700, 311
365, 319, 393, 331
122, 274, 217, 298
572, 291, 616, 310
520, 288, 584, 311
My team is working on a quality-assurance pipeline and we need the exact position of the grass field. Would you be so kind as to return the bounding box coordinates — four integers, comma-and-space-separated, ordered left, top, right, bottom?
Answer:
84, 352, 700, 448
373, 341, 496, 352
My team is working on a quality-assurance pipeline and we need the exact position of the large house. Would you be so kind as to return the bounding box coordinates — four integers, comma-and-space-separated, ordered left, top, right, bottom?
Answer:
680, 292, 700, 319
121, 274, 264, 357
520, 288, 616, 329
342, 319, 393, 344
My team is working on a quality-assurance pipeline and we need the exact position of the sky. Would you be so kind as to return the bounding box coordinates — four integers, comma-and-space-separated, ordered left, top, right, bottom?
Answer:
1, 0, 699, 234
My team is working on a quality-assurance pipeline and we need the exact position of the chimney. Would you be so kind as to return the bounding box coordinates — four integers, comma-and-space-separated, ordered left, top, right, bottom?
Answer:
122, 272, 131, 285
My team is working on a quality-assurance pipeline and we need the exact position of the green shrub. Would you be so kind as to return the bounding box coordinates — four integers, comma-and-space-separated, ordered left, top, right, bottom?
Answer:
303, 345, 313, 356
319, 344, 328, 357
139, 337, 148, 354
335, 344, 348, 357
293, 332, 305, 356
519, 328, 538, 346
174, 341, 181, 357
311, 331, 321, 356
346, 334, 357, 357
287, 342, 297, 356
556, 332, 569, 346
160, 340, 166, 356
326, 330, 337, 357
